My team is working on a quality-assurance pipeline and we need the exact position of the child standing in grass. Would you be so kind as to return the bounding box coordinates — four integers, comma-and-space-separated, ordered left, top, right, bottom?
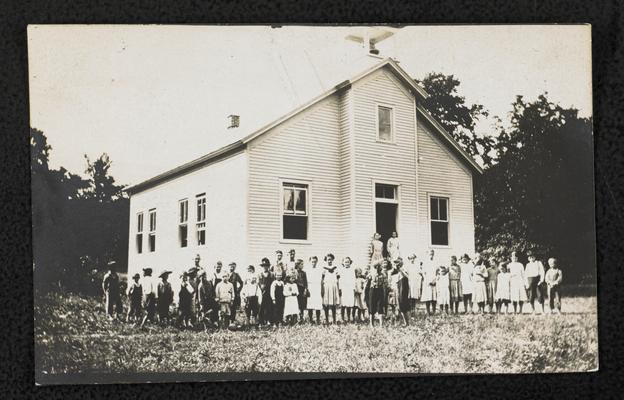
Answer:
306, 256, 323, 324
436, 265, 451, 314
495, 263, 511, 314
421, 250, 438, 315
126, 273, 142, 323
406, 253, 422, 314
283, 275, 300, 325
270, 273, 285, 327
448, 256, 462, 314
178, 272, 194, 328
508, 251, 527, 314
258, 258, 274, 326
394, 258, 410, 326
198, 271, 217, 329
545, 257, 563, 314
157, 271, 173, 325
215, 273, 234, 328
322, 253, 340, 324
459, 254, 474, 313
368, 262, 387, 327
354, 268, 367, 322
472, 255, 488, 314
486, 257, 499, 314
241, 268, 261, 327
525, 251, 546, 315
339, 257, 356, 323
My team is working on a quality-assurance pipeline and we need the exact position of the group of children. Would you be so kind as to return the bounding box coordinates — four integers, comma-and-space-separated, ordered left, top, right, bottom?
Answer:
102, 244, 564, 330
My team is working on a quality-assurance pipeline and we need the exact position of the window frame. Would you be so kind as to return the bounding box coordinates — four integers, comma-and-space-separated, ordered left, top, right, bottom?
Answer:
375, 103, 396, 144
148, 208, 157, 252
178, 198, 189, 248
279, 178, 312, 244
136, 212, 144, 254
196, 194, 207, 246
428, 194, 451, 248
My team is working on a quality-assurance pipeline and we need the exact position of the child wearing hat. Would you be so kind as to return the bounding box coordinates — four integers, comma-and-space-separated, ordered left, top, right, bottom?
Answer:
257, 258, 274, 326
102, 261, 123, 321
215, 273, 235, 328
140, 267, 158, 328
126, 273, 143, 323
179, 272, 195, 328
157, 271, 173, 325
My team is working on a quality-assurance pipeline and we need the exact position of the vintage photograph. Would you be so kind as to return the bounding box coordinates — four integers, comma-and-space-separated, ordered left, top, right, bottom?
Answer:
30, 25, 597, 382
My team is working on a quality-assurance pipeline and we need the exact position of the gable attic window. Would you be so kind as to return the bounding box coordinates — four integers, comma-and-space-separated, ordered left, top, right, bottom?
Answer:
179, 199, 188, 248
377, 105, 394, 142
282, 182, 308, 241
148, 209, 156, 252
196, 194, 206, 246
136, 212, 144, 254
430, 196, 449, 246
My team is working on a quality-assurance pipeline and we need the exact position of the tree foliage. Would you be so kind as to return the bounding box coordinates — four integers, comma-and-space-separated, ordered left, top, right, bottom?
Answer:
31, 128, 129, 294
418, 73, 496, 166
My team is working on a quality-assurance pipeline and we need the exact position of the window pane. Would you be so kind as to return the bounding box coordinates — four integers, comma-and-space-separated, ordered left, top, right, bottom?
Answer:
137, 214, 143, 232
283, 215, 307, 240
295, 189, 306, 214
375, 184, 383, 198
378, 107, 392, 141
439, 198, 448, 221
431, 221, 449, 246
375, 184, 397, 200
149, 234, 156, 252
179, 225, 188, 248
430, 198, 439, 220
136, 233, 143, 254
283, 188, 294, 213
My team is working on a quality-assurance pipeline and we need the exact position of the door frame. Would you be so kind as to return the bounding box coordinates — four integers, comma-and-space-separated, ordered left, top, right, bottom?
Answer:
371, 180, 401, 239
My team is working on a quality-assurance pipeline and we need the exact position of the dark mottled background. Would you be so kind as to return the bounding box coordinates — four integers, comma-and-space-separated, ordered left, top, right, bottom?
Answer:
1, 0, 623, 398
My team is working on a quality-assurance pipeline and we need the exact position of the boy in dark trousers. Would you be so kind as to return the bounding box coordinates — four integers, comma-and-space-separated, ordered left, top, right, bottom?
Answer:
126, 273, 143, 323
228, 262, 244, 325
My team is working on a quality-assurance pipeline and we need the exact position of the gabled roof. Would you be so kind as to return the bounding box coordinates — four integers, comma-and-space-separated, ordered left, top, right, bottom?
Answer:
126, 58, 481, 195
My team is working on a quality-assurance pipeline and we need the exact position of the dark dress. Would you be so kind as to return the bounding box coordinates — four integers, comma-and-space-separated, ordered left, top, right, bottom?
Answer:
258, 271, 274, 324
272, 282, 285, 324
397, 274, 410, 313
178, 283, 193, 320
157, 281, 173, 320
198, 280, 217, 322
295, 269, 308, 312
368, 271, 388, 315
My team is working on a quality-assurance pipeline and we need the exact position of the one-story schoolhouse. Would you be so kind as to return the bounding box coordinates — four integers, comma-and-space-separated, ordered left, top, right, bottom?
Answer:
126, 57, 483, 283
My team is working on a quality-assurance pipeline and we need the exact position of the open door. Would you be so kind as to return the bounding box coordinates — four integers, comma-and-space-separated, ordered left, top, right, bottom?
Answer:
375, 202, 397, 258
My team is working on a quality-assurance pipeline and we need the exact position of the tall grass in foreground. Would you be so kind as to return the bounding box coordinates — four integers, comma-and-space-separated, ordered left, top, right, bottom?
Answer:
35, 293, 597, 374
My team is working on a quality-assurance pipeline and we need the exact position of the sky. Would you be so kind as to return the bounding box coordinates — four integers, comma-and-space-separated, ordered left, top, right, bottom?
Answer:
28, 25, 592, 186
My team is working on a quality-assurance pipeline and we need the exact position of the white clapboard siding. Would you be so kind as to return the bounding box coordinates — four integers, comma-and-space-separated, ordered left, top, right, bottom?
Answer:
349, 67, 419, 268
247, 95, 347, 265
127, 152, 248, 292
417, 120, 476, 261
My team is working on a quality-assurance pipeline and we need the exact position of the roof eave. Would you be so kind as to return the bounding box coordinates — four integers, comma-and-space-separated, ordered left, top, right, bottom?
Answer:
125, 140, 246, 195
416, 105, 483, 175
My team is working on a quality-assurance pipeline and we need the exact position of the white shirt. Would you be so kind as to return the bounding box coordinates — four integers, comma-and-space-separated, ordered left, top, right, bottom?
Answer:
525, 260, 545, 280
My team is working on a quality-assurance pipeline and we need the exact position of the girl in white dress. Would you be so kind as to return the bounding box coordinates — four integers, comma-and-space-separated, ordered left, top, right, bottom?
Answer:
495, 263, 511, 314
322, 253, 340, 324
283, 275, 300, 325
339, 257, 356, 322
406, 254, 422, 314
459, 254, 474, 313
305, 256, 323, 324
508, 251, 528, 314
420, 249, 438, 315
436, 266, 451, 314
387, 231, 401, 261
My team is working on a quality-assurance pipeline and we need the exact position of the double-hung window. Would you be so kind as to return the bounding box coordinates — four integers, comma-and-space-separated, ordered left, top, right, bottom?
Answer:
282, 182, 308, 241
148, 209, 156, 252
196, 194, 206, 246
430, 196, 449, 246
179, 199, 188, 248
377, 105, 394, 142
136, 212, 144, 254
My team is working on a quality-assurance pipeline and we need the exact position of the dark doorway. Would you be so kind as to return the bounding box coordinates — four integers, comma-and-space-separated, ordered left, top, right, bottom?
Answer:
376, 202, 397, 258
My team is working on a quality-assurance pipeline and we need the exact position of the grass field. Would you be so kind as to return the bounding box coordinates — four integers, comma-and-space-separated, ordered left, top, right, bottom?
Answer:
35, 291, 598, 377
